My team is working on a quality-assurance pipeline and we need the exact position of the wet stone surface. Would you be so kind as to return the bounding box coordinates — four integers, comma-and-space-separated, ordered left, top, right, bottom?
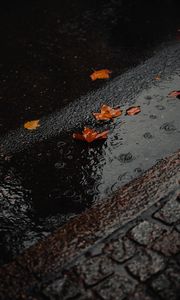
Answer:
128, 220, 167, 246
103, 237, 137, 263
74, 255, 114, 286
127, 285, 155, 300
152, 230, 180, 257
126, 249, 166, 282
151, 262, 180, 300
154, 196, 180, 224
94, 273, 136, 300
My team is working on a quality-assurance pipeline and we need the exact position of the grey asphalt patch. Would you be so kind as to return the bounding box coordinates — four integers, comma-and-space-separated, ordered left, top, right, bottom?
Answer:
0, 41, 180, 153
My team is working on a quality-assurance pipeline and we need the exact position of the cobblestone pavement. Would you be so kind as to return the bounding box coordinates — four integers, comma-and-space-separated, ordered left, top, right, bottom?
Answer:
43, 193, 180, 300
0, 150, 179, 299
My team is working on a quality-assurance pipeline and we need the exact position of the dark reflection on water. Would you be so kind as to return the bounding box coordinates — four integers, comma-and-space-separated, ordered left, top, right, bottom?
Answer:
11, 136, 105, 217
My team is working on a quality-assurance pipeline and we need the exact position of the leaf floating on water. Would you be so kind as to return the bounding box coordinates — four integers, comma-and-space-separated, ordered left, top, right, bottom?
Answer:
93, 104, 122, 120
24, 120, 40, 130
126, 106, 141, 116
73, 127, 109, 143
168, 90, 180, 98
90, 69, 112, 81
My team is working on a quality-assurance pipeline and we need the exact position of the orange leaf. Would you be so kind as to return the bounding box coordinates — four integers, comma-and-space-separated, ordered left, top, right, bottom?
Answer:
73, 127, 109, 143
90, 69, 112, 81
168, 90, 180, 98
93, 104, 122, 120
126, 106, 141, 116
24, 120, 40, 130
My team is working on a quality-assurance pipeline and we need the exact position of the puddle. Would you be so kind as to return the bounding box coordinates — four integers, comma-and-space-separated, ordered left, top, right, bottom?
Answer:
98, 74, 180, 198
0, 72, 179, 265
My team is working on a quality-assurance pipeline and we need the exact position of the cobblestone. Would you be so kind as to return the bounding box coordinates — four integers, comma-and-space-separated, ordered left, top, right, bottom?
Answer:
126, 249, 166, 282
152, 230, 180, 256
103, 237, 136, 263
93, 273, 137, 300
154, 196, 180, 224
151, 261, 180, 300
129, 220, 166, 245
127, 285, 155, 300
74, 255, 114, 286
43, 274, 83, 300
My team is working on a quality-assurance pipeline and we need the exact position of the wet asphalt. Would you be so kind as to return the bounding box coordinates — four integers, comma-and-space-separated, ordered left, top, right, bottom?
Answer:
0, 0, 180, 265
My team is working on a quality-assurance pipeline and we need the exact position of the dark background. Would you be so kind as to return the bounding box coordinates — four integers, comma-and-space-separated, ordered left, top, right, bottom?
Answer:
0, 0, 179, 134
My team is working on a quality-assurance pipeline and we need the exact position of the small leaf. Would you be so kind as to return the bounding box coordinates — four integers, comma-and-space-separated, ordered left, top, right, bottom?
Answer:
90, 69, 112, 81
73, 127, 109, 143
24, 120, 40, 130
126, 106, 141, 116
155, 75, 161, 81
168, 90, 180, 98
93, 104, 122, 120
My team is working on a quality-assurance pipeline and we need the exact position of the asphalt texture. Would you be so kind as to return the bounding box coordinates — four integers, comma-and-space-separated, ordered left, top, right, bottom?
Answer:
0, 0, 180, 267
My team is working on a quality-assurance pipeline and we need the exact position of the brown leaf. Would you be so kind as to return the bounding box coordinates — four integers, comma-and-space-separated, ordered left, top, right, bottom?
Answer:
90, 69, 112, 81
168, 90, 180, 98
73, 127, 109, 143
126, 106, 141, 116
24, 120, 40, 130
93, 104, 122, 120
155, 75, 161, 81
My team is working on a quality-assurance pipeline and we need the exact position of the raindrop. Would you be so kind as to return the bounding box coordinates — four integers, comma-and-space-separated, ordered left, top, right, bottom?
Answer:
156, 105, 165, 110
149, 114, 157, 119
54, 162, 66, 169
118, 152, 134, 163
143, 132, 153, 139
134, 167, 143, 174
160, 122, 176, 133
145, 95, 152, 100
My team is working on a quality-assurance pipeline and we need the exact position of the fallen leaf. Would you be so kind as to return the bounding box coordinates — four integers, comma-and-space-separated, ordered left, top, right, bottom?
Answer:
126, 106, 141, 116
24, 120, 40, 130
90, 69, 112, 81
93, 104, 122, 120
155, 75, 161, 81
168, 90, 180, 98
73, 127, 109, 143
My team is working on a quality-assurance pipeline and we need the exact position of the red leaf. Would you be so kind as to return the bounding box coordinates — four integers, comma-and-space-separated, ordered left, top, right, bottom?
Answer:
73, 127, 109, 143
93, 104, 122, 120
168, 90, 180, 98
126, 106, 141, 116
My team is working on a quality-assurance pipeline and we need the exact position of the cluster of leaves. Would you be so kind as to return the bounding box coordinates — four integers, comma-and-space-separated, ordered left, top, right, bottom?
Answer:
23, 68, 179, 141
73, 103, 141, 143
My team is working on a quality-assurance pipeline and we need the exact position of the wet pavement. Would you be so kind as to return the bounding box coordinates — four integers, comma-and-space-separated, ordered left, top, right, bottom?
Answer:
0, 0, 180, 268
0, 150, 179, 299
